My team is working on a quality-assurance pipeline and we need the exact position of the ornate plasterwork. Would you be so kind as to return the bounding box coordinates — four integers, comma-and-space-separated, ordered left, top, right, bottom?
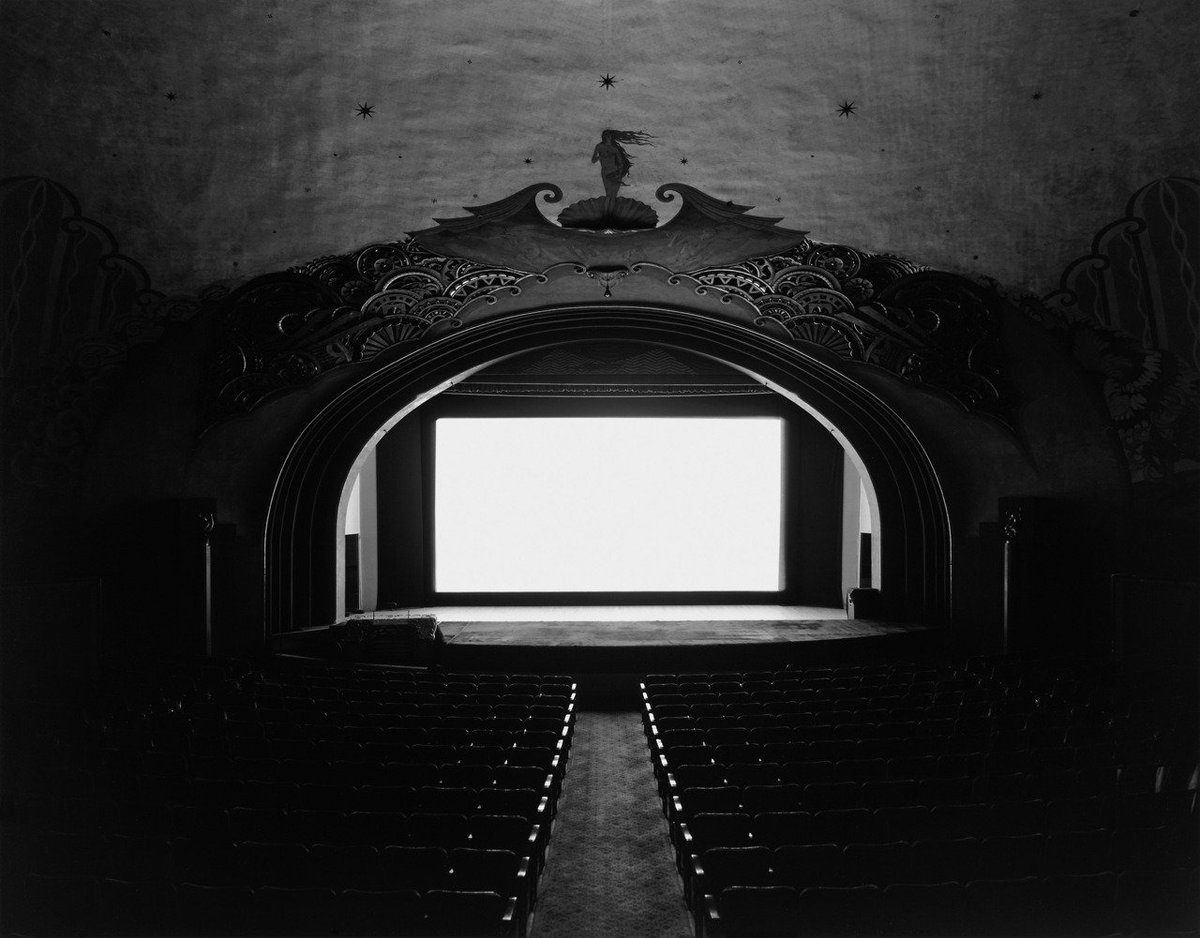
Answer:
212, 239, 540, 420
0, 177, 207, 486
1027, 178, 1200, 484
210, 184, 1008, 424
408, 182, 811, 271
676, 244, 1005, 416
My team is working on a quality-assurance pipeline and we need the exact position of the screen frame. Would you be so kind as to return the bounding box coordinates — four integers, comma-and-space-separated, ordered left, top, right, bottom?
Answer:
416, 393, 838, 606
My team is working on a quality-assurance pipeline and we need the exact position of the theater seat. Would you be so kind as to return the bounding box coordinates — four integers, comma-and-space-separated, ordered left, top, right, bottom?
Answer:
407, 812, 471, 849
771, 844, 842, 888
233, 841, 311, 888
250, 886, 338, 937
749, 811, 811, 849
469, 814, 541, 871
337, 888, 425, 937
1117, 867, 1200, 935
176, 882, 257, 937
841, 840, 911, 886
675, 786, 743, 822
477, 787, 544, 822
19, 873, 97, 937
309, 842, 385, 890
693, 845, 774, 907
449, 848, 530, 917
716, 885, 801, 938
424, 889, 515, 937
1043, 828, 1113, 875
881, 882, 965, 937
382, 845, 451, 892
962, 876, 1047, 937
795, 884, 883, 936
1041, 872, 1116, 937
741, 783, 803, 815
684, 812, 754, 856
345, 810, 409, 847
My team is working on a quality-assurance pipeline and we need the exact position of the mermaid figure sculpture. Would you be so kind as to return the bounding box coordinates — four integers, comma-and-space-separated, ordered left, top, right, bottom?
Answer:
559, 129, 659, 230
592, 129, 655, 216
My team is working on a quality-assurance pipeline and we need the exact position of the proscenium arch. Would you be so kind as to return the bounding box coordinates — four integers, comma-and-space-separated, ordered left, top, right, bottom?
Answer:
265, 303, 952, 637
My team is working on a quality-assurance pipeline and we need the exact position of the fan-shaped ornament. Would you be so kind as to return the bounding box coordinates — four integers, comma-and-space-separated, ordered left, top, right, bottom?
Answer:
558, 196, 659, 231
784, 316, 864, 360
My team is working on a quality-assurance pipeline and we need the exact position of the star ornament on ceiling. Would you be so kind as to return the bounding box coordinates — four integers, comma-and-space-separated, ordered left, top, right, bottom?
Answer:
598, 73, 617, 90
837, 100, 857, 118
355, 102, 375, 119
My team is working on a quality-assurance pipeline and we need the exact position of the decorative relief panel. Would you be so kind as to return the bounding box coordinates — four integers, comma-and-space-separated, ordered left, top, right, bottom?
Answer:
676, 247, 1006, 418
0, 176, 1015, 472
0, 177, 206, 486
211, 239, 541, 420
210, 183, 1009, 425
1027, 178, 1200, 484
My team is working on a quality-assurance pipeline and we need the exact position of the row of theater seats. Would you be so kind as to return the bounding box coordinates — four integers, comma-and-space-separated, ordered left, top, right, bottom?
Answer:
9, 661, 577, 937
22, 877, 519, 938
702, 871, 1199, 938
640, 656, 1199, 937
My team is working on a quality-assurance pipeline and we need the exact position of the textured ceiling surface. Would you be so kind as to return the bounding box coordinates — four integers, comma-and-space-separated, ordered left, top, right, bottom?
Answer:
1, 0, 1195, 296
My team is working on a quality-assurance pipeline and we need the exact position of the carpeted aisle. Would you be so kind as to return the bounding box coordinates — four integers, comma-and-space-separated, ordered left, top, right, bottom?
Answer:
532, 709, 693, 938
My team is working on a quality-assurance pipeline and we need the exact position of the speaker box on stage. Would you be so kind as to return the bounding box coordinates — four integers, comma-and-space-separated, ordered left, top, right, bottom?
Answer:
847, 588, 883, 619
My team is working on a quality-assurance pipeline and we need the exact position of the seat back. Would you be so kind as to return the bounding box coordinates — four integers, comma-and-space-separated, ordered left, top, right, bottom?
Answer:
771, 844, 842, 888
717, 885, 800, 938
424, 889, 511, 937
449, 847, 521, 892
700, 845, 774, 894
382, 845, 451, 892
796, 884, 883, 936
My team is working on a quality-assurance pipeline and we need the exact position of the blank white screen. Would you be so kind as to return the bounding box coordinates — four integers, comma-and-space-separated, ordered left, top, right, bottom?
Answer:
434, 417, 783, 592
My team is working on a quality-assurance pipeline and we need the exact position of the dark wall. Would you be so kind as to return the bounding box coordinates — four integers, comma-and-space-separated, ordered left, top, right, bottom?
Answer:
375, 412, 426, 608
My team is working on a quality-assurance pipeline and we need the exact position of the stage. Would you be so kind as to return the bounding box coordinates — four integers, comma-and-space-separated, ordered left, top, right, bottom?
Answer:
344, 607, 939, 696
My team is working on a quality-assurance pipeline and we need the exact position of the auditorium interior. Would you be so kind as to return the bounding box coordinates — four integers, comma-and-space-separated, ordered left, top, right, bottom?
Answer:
1, 2, 1197, 936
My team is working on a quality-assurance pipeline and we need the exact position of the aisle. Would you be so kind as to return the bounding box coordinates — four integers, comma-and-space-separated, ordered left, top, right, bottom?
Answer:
532, 710, 692, 938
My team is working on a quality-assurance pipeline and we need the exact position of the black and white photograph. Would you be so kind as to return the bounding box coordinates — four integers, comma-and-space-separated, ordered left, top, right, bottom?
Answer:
1, 1, 1197, 935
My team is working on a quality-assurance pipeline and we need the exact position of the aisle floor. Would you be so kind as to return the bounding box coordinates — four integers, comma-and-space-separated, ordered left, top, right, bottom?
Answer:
532, 710, 692, 938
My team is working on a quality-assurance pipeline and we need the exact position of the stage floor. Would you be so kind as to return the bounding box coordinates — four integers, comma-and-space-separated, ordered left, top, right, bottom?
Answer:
388, 604, 851, 623
347, 605, 932, 654
336, 607, 938, 692
438, 618, 922, 647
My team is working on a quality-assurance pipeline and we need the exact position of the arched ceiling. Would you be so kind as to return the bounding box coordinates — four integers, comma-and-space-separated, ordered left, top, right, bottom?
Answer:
1, 0, 1195, 296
